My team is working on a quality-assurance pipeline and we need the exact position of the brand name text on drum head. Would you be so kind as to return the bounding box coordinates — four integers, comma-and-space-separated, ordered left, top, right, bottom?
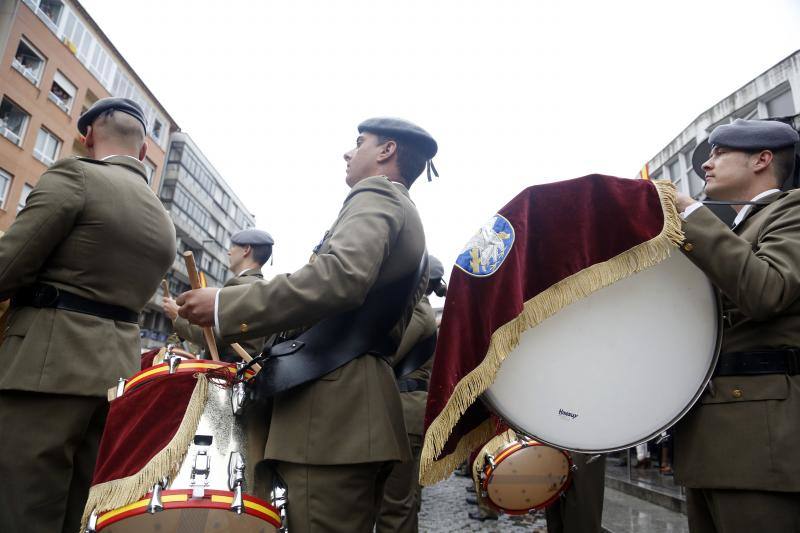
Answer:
558, 408, 578, 419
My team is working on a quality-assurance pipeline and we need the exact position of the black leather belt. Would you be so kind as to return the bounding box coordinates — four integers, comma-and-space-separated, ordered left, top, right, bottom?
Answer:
398, 378, 428, 393
11, 284, 139, 324
713, 349, 800, 377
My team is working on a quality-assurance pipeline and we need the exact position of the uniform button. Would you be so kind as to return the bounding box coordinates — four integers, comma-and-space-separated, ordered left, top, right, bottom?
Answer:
239, 323, 249, 333
683, 243, 694, 252
732, 388, 743, 399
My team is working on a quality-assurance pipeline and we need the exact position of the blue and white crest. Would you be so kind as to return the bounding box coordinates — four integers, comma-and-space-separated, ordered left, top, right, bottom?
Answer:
455, 214, 515, 277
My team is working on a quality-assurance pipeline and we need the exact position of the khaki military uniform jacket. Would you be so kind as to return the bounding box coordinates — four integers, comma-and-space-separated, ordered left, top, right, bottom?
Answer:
392, 296, 437, 437
0, 156, 176, 397
218, 176, 426, 465
674, 189, 800, 491
173, 268, 266, 359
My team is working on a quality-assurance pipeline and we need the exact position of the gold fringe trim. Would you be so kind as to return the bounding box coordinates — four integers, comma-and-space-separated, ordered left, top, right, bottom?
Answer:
80, 373, 209, 532
420, 180, 683, 485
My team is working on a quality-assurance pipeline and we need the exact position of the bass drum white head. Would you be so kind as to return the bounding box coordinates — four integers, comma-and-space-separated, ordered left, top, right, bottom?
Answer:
482, 252, 720, 452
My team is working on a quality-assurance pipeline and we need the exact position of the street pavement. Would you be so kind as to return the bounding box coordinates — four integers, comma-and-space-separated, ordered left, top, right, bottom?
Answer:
419, 472, 548, 532
418, 470, 689, 532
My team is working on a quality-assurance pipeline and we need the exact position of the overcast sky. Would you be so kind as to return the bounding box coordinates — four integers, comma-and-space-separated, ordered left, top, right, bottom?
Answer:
81, 0, 800, 305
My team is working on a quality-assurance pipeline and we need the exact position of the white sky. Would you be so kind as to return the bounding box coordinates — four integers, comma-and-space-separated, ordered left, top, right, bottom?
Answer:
82, 0, 800, 306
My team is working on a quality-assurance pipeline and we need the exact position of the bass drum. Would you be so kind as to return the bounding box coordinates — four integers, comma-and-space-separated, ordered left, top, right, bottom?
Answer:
482, 252, 721, 452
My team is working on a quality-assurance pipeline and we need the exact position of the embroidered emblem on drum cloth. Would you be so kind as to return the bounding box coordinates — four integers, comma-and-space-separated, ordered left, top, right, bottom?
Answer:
455, 214, 515, 277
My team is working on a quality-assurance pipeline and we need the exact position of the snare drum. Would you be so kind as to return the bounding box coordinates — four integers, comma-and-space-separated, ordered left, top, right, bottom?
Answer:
474, 431, 571, 515
86, 359, 280, 532
482, 252, 721, 452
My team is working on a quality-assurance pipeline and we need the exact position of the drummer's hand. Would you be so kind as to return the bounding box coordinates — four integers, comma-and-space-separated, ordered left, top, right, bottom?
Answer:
176, 288, 219, 327
162, 296, 179, 321
675, 192, 695, 213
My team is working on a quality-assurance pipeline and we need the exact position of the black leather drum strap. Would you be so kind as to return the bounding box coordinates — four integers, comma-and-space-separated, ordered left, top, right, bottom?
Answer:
257, 254, 428, 397
394, 332, 437, 379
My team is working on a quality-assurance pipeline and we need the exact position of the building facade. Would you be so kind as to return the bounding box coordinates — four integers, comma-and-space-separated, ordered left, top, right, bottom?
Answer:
643, 50, 800, 204
0, 0, 177, 231
139, 132, 256, 348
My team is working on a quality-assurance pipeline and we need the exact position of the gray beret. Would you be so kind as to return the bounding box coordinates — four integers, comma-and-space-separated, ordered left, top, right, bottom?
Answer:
78, 97, 147, 136
692, 119, 799, 177
358, 117, 438, 159
428, 255, 444, 280
231, 228, 274, 247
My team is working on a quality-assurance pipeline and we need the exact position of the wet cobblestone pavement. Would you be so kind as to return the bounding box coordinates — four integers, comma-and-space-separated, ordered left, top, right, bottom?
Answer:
419, 473, 548, 532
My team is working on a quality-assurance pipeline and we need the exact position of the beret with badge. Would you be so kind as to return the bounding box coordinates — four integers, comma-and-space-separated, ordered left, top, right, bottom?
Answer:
358, 117, 439, 181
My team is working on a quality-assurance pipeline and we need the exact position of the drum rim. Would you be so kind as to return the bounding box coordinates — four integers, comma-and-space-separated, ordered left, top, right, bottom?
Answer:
481, 287, 724, 453
123, 361, 255, 394
94, 488, 281, 530
482, 439, 572, 514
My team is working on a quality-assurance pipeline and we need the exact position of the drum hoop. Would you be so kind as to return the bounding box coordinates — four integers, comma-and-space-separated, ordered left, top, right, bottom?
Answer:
482, 439, 572, 514
95, 489, 281, 530
481, 288, 724, 453
124, 362, 255, 394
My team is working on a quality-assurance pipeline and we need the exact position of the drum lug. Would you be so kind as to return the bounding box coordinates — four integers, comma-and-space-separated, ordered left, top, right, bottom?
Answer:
147, 477, 168, 514
190, 450, 210, 498
228, 452, 245, 491
167, 352, 181, 374
231, 483, 244, 514
484, 454, 496, 470
115, 377, 127, 398
83, 510, 98, 533
570, 464, 579, 473
655, 432, 670, 445
231, 376, 247, 416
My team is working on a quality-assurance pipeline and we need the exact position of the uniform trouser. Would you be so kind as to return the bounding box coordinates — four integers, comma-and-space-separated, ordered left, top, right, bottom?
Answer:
546, 453, 606, 533
0, 390, 108, 533
686, 487, 800, 533
276, 460, 394, 533
375, 433, 423, 533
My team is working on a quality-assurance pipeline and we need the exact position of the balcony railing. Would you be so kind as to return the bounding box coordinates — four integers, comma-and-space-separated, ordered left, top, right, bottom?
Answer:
11, 58, 41, 85
47, 92, 71, 113
0, 126, 22, 146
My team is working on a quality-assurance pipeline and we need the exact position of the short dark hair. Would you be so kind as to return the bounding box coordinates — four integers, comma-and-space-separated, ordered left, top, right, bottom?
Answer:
770, 146, 796, 186
251, 244, 272, 265
376, 135, 427, 186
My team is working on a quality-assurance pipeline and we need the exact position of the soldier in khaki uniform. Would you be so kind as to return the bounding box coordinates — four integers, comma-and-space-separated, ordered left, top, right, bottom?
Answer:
163, 228, 273, 361
376, 256, 445, 533
673, 118, 800, 532
0, 98, 176, 533
177, 117, 437, 532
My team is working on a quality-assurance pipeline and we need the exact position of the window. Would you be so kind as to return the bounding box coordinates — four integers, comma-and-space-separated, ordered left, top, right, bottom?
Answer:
23, 0, 63, 32
151, 118, 164, 143
12, 39, 46, 86
17, 183, 33, 213
667, 158, 684, 192
48, 71, 77, 113
0, 169, 11, 208
33, 128, 62, 166
0, 98, 30, 146
143, 159, 156, 184
766, 90, 795, 117
682, 145, 704, 197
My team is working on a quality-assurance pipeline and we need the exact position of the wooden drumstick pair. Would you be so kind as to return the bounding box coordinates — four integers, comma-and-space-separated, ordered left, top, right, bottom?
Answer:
176, 252, 261, 372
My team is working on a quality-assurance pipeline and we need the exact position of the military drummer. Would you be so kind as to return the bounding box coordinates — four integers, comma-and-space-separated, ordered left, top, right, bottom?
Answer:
177, 117, 438, 532
0, 98, 176, 533
673, 118, 800, 532
163, 227, 274, 361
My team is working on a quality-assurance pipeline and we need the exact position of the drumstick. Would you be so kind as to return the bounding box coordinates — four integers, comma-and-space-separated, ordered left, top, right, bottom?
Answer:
161, 279, 171, 300
182, 251, 220, 361
231, 343, 262, 373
